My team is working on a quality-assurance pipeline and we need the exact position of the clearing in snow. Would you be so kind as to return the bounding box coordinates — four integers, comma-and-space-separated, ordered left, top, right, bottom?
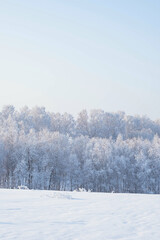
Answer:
0, 189, 160, 240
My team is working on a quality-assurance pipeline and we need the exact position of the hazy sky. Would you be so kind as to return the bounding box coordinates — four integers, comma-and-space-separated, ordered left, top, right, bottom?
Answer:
0, 0, 160, 119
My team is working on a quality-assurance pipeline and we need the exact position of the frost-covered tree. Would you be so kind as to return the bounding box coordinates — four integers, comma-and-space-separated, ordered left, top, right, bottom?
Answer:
0, 105, 160, 193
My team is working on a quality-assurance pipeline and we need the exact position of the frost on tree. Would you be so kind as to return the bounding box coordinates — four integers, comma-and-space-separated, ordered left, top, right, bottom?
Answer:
0, 105, 160, 193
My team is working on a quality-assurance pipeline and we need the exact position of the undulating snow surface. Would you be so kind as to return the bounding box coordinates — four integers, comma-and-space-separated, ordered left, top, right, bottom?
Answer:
0, 189, 160, 240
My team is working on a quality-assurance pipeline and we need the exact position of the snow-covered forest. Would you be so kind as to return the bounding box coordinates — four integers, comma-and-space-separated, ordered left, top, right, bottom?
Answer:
1, 105, 160, 194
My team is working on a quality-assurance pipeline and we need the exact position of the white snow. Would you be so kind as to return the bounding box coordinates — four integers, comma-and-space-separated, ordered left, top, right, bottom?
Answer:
0, 189, 160, 240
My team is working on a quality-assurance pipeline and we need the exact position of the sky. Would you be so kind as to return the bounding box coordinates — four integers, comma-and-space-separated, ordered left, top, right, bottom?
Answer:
0, 0, 160, 119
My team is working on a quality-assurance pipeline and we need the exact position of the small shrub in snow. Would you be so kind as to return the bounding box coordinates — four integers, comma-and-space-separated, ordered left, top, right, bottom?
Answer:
73, 188, 92, 192
79, 188, 86, 192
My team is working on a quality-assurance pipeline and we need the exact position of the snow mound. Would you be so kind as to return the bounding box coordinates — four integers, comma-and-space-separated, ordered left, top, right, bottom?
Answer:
17, 185, 29, 190
43, 191, 73, 200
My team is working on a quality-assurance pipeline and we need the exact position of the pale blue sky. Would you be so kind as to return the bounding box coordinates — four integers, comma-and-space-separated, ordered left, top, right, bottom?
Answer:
0, 0, 160, 119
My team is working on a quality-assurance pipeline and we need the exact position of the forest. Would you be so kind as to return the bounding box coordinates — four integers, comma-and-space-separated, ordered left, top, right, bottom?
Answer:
0, 105, 160, 194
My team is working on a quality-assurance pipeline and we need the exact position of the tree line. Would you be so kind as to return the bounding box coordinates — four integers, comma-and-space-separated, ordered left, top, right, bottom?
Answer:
0, 105, 160, 193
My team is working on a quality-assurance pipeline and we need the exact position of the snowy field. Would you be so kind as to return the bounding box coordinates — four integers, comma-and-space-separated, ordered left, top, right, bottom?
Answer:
0, 189, 160, 240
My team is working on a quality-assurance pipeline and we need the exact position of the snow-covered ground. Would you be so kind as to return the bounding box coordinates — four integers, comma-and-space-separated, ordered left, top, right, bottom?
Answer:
0, 189, 160, 240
